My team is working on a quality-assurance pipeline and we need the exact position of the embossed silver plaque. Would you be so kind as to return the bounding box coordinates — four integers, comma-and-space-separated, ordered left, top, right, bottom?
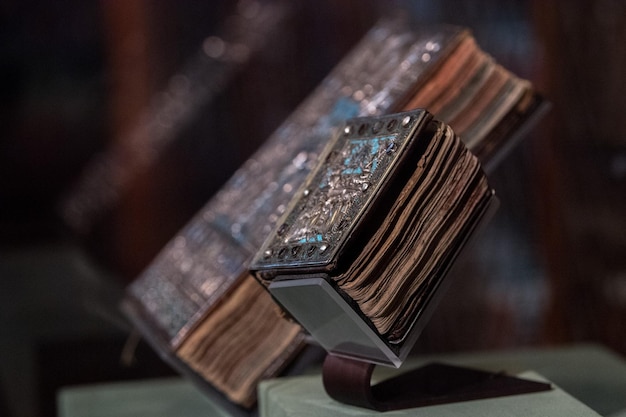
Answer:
251, 110, 431, 272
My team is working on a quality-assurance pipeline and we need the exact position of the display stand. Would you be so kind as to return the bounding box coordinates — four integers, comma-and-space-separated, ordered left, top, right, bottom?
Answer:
322, 354, 552, 411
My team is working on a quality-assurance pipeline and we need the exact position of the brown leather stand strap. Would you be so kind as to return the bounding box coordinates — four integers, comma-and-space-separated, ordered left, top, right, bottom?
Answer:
322, 354, 552, 411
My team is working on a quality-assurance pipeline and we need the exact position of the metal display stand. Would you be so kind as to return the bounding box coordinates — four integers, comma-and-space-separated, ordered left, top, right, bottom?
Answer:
322, 354, 552, 411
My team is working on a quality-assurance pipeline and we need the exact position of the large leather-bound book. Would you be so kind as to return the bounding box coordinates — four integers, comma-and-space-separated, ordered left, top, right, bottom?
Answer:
122, 15, 545, 414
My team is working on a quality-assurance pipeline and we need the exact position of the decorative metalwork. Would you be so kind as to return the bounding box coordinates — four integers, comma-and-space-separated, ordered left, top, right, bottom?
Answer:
251, 109, 429, 272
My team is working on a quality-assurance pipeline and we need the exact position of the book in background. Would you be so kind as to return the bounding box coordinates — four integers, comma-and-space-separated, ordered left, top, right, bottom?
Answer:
122, 14, 546, 414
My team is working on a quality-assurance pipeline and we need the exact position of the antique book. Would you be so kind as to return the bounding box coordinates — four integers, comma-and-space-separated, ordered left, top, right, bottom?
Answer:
121, 16, 546, 413
250, 109, 495, 366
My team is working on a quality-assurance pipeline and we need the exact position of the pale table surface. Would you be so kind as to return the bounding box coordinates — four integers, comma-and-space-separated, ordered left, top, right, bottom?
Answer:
58, 344, 626, 417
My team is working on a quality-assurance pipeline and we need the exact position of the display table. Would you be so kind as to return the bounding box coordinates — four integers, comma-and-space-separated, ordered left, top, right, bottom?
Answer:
58, 377, 233, 417
58, 344, 626, 417
261, 371, 598, 417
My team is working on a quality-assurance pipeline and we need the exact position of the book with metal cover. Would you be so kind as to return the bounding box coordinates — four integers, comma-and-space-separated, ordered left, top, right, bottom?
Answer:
250, 109, 496, 367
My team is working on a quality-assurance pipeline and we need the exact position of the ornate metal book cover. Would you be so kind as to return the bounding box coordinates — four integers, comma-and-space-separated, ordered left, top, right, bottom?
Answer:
250, 110, 496, 367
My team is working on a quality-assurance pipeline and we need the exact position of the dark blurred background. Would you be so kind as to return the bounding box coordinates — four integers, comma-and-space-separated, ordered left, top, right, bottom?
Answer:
1, 1, 624, 416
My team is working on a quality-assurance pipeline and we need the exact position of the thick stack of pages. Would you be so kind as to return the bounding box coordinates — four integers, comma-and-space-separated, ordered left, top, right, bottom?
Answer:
122, 16, 545, 412
250, 110, 494, 364
399, 34, 542, 170
336, 114, 492, 344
